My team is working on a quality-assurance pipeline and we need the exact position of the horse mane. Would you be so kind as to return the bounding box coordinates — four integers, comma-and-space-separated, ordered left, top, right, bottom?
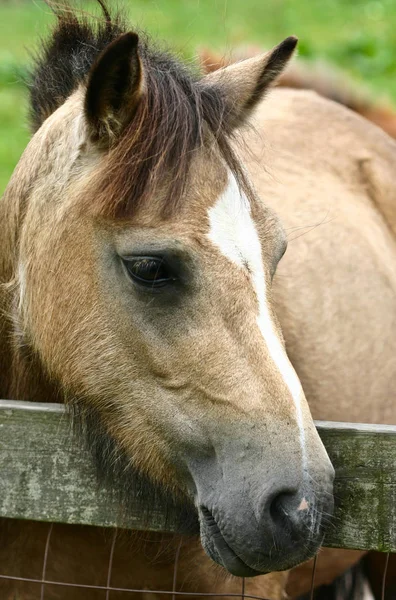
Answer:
28, 1, 252, 218
28, 1, 126, 132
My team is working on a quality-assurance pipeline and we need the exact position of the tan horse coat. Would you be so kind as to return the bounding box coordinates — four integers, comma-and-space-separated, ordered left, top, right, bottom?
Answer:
252, 88, 396, 428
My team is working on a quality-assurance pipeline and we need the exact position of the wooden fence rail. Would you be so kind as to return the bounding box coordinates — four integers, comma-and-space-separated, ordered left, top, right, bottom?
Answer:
0, 399, 395, 553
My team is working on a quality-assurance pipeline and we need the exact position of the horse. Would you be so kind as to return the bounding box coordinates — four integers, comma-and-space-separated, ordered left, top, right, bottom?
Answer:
1, 2, 395, 599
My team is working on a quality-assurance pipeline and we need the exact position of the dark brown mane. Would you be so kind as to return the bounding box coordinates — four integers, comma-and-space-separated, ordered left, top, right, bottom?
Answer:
28, 1, 252, 217
28, 1, 126, 132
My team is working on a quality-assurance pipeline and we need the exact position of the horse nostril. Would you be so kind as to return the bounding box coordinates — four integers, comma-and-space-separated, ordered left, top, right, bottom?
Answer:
269, 490, 299, 525
268, 488, 313, 542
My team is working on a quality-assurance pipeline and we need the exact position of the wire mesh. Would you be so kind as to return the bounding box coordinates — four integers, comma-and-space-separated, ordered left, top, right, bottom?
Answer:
381, 552, 390, 600
0, 523, 391, 599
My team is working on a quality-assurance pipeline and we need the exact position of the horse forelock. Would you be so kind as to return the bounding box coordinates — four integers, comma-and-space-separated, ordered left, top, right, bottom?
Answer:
27, 1, 252, 220
87, 66, 250, 220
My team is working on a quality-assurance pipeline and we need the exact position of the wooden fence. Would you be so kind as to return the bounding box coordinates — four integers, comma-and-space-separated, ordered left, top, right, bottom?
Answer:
1, 399, 395, 553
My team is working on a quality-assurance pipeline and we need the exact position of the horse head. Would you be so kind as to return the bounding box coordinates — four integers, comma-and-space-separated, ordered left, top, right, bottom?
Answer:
1, 4, 334, 577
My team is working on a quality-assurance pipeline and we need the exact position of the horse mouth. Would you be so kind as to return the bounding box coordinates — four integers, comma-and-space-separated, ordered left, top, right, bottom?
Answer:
199, 506, 265, 577
199, 504, 323, 577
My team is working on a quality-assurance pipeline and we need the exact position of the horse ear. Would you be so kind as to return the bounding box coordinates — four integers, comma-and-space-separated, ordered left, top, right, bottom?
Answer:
85, 32, 143, 143
203, 37, 298, 129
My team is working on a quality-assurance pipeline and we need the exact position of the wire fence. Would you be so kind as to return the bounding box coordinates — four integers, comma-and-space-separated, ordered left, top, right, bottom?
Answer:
0, 523, 391, 600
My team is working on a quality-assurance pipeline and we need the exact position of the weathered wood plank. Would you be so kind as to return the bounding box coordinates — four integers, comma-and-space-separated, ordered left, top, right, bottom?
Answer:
318, 421, 396, 552
0, 400, 175, 532
0, 400, 395, 552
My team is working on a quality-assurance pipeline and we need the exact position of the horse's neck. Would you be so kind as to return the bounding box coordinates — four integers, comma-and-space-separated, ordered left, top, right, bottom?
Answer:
0, 289, 13, 399
0, 181, 17, 398
4, 345, 61, 402
0, 283, 59, 402
0, 180, 60, 403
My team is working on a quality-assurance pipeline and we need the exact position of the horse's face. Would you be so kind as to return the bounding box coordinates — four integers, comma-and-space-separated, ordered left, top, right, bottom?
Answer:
14, 31, 334, 576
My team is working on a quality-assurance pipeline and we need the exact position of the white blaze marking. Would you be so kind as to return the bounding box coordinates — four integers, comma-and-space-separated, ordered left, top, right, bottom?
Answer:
207, 174, 307, 469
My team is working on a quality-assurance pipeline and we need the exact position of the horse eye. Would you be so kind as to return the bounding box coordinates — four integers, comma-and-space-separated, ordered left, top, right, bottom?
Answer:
123, 257, 176, 288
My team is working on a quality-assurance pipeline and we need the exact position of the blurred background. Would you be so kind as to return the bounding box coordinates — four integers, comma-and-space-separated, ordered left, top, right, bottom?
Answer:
1, 0, 396, 194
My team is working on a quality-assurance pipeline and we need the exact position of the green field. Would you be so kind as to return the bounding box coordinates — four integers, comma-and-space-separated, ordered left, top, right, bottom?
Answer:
1, 0, 396, 193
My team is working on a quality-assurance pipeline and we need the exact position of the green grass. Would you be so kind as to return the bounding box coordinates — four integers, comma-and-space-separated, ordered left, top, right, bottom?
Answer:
2, 0, 396, 193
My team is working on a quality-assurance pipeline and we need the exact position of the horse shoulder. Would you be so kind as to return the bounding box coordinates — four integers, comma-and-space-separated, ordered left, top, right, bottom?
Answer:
248, 87, 396, 239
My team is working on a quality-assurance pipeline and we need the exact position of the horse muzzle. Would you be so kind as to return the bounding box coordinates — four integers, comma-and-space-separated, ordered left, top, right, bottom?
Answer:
197, 482, 334, 576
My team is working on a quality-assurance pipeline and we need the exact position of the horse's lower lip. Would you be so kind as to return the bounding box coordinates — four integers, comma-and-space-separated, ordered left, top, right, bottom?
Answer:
200, 506, 267, 577
207, 536, 265, 577
205, 525, 320, 577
